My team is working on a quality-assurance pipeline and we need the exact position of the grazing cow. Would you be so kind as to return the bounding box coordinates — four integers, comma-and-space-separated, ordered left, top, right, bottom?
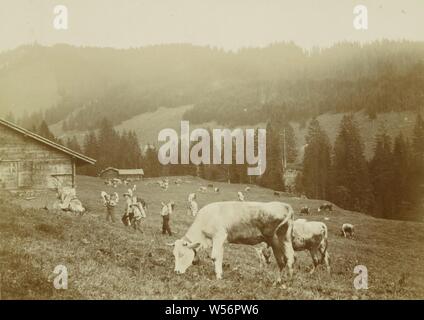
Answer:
245, 187, 251, 192
198, 186, 207, 193
292, 219, 330, 274
237, 191, 245, 201
168, 201, 295, 284
341, 223, 355, 238
188, 193, 196, 202
214, 187, 220, 193
258, 219, 330, 274
318, 203, 333, 212
300, 206, 310, 215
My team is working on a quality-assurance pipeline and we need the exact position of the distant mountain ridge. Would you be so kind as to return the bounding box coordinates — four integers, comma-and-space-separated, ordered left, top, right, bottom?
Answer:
1, 41, 424, 131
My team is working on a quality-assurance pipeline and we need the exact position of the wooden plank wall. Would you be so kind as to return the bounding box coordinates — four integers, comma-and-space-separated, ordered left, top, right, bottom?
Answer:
0, 125, 73, 190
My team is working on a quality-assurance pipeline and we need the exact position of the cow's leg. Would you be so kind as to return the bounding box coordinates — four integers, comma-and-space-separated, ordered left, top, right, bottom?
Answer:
277, 222, 295, 280
211, 231, 227, 280
255, 247, 266, 268
270, 235, 287, 285
309, 249, 320, 274
282, 238, 294, 280
319, 240, 331, 273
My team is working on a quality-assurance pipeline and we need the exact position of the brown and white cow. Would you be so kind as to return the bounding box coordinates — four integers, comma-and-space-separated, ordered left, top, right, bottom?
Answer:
258, 218, 330, 274
292, 219, 330, 273
168, 201, 295, 284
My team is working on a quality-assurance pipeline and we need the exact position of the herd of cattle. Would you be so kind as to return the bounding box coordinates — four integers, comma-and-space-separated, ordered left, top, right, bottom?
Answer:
50, 177, 356, 284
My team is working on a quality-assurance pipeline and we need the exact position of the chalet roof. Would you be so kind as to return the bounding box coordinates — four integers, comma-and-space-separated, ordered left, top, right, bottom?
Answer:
100, 167, 144, 176
0, 118, 96, 165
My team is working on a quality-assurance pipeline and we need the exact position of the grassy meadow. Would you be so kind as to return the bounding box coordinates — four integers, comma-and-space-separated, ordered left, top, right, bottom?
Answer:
1, 175, 423, 299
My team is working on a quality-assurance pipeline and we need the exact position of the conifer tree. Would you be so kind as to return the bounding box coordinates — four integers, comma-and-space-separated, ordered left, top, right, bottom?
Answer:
301, 118, 332, 200
332, 114, 373, 212
369, 126, 395, 218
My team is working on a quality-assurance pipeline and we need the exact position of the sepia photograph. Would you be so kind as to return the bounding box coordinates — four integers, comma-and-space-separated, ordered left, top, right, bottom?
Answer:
0, 0, 423, 305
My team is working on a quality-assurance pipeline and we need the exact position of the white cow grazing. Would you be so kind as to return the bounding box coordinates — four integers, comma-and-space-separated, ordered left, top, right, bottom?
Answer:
237, 191, 245, 201
214, 187, 220, 193
169, 201, 295, 283
292, 219, 330, 274
188, 193, 196, 202
341, 223, 355, 238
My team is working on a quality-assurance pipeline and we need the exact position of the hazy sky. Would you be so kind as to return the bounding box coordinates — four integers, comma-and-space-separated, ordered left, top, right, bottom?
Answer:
0, 0, 423, 52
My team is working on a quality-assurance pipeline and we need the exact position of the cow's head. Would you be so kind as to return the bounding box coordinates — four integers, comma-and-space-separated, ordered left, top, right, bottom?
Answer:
169, 239, 200, 274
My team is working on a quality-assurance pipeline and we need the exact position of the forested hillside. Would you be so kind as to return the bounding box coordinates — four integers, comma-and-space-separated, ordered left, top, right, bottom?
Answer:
1, 40, 424, 130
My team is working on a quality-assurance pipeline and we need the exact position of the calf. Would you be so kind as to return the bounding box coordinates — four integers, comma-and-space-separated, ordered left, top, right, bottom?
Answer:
258, 219, 330, 274
237, 191, 245, 201
341, 223, 355, 238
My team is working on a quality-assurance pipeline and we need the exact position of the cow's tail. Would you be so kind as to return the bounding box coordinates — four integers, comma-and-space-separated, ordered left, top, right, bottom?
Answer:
320, 224, 329, 263
275, 204, 294, 240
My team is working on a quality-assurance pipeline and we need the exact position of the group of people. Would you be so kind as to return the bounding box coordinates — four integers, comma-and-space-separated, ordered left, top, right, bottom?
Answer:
101, 186, 147, 232
101, 186, 176, 236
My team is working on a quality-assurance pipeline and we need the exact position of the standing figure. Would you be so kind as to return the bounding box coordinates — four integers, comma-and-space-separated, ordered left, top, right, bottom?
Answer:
101, 191, 119, 223
187, 193, 196, 216
122, 187, 146, 232
161, 201, 175, 236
